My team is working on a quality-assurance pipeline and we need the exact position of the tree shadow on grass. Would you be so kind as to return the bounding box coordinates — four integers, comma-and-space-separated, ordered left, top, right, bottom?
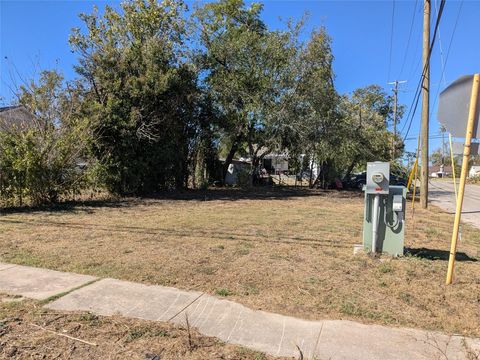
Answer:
0, 216, 355, 250
405, 247, 478, 262
0, 187, 363, 214
0, 198, 128, 215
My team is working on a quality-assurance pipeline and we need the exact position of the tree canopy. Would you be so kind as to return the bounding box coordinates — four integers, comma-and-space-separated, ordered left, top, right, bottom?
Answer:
1, 0, 405, 205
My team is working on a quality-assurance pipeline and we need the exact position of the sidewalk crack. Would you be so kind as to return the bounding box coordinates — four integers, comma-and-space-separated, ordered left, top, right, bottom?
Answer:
167, 293, 204, 321
311, 322, 325, 358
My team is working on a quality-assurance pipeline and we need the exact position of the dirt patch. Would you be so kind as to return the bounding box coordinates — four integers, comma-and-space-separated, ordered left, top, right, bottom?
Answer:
0, 297, 286, 359
0, 188, 479, 336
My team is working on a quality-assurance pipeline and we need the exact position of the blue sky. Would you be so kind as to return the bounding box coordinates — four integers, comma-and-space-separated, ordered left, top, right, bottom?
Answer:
1, 0, 479, 155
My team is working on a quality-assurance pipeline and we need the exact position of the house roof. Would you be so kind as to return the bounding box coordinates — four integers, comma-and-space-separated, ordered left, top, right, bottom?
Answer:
0, 105, 36, 131
220, 158, 251, 165
0, 105, 23, 113
428, 165, 453, 173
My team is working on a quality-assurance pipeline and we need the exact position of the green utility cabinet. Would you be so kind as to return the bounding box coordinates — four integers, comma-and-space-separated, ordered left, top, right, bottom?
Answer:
362, 185, 406, 256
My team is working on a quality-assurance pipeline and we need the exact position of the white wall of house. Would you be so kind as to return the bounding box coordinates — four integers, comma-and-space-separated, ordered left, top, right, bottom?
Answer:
469, 165, 480, 178
262, 154, 289, 174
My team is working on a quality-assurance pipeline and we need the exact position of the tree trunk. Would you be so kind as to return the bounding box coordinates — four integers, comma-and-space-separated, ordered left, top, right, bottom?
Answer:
311, 162, 322, 189
191, 151, 197, 189
343, 157, 358, 181
249, 155, 262, 187
313, 160, 332, 189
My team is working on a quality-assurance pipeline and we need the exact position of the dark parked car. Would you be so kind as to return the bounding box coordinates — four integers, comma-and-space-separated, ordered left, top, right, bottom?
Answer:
346, 172, 367, 190
345, 171, 407, 190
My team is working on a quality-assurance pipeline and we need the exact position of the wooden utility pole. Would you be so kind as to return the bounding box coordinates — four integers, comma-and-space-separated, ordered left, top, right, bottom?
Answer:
446, 74, 480, 285
420, 0, 430, 209
388, 80, 406, 160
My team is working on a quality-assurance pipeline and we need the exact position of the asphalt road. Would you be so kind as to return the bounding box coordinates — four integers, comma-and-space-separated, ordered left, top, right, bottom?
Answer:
429, 179, 480, 229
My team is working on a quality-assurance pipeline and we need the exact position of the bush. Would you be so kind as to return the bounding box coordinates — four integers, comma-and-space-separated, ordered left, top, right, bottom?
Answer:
0, 70, 90, 207
0, 127, 87, 207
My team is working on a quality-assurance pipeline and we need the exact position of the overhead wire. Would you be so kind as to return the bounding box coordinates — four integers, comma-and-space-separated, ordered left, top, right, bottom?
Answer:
434, 0, 447, 87
406, 4, 423, 82
430, 0, 464, 119
404, 135, 445, 141
387, 0, 396, 82
399, 0, 419, 78
401, 0, 446, 141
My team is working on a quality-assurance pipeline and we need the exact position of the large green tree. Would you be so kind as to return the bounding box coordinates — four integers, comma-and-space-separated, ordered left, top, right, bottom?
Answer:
283, 27, 339, 187
70, 0, 204, 194
194, 0, 299, 184
338, 85, 403, 180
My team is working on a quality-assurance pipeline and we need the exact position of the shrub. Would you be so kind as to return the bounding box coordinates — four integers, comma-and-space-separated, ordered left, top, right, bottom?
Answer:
0, 70, 90, 207
0, 126, 88, 206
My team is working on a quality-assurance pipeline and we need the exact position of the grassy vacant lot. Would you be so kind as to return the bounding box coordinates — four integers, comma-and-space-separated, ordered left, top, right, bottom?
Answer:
0, 188, 479, 337
0, 295, 279, 359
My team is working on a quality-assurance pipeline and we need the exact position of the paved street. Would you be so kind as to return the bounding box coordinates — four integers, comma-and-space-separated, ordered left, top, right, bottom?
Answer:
429, 180, 480, 229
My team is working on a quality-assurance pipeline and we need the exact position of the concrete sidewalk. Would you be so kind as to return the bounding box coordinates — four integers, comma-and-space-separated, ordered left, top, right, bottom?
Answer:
0, 262, 97, 300
1, 262, 479, 359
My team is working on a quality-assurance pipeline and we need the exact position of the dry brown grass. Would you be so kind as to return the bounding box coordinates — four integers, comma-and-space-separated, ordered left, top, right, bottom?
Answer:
0, 296, 281, 359
0, 187, 479, 337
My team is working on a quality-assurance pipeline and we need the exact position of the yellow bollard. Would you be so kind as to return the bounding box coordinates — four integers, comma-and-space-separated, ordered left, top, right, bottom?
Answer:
446, 74, 480, 285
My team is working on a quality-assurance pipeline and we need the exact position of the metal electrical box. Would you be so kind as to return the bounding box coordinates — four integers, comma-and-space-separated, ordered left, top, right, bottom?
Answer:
361, 162, 406, 256
362, 186, 406, 256
366, 162, 390, 194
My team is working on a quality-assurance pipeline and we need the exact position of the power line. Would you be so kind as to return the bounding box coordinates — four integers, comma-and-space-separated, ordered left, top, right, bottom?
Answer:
401, 0, 446, 141
406, 4, 423, 81
430, 0, 464, 119
399, 0, 419, 78
407, 56, 422, 87
401, 84, 421, 138
387, 0, 396, 82
404, 135, 445, 141
434, 0, 447, 87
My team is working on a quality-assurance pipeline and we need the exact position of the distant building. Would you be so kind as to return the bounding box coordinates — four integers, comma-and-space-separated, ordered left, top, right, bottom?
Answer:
0, 105, 87, 170
469, 165, 480, 178
429, 164, 453, 178
223, 159, 251, 185
262, 152, 289, 174
0, 105, 36, 132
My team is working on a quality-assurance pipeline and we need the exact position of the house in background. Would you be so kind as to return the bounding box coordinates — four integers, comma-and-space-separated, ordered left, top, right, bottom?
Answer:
469, 165, 480, 178
0, 105, 89, 171
262, 152, 289, 174
223, 159, 251, 185
429, 164, 452, 178
221, 151, 291, 185
0, 105, 36, 132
